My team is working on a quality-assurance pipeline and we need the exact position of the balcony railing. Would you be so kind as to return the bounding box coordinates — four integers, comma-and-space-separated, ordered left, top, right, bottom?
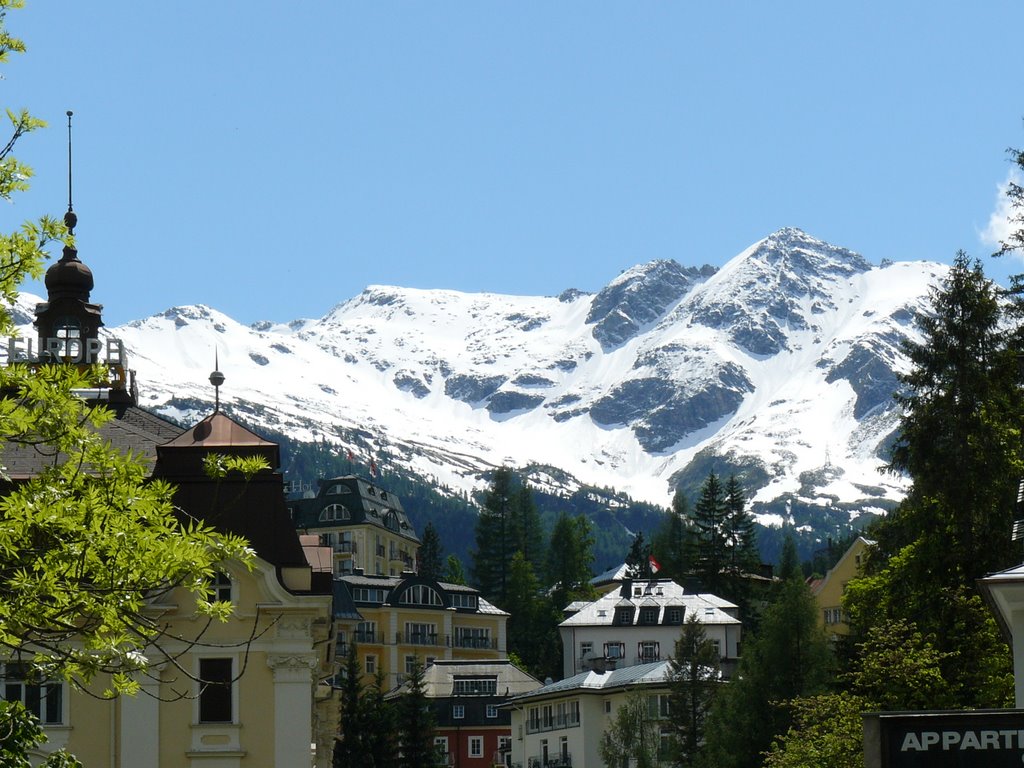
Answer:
528, 756, 571, 768
353, 630, 376, 643
334, 541, 356, 554
453, 635, 496, 650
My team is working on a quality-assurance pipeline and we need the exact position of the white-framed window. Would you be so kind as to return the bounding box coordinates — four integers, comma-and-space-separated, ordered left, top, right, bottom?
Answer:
579, 640, 593, 659
604, 641, 624, 659
469, 736, 483, 758
455, 626, 491, 649
638, 640, 660, 662
356, 620, 377, 642
207, 571, 233, 603
319, 503, 351, 522
453, 704, 465, 719
453, 677, 498, 696
404, 622, 437, 645
434, 736, 449, 758
198, 657, 233, 723
1, 663, 63, 725
365, 654, 377, 675
486, 704, 499, 718
401, 584, 443, 606
666, 607, 684, 624
449, 593, 478, 609
405, 655, 419, 675
499, 736, 512, 753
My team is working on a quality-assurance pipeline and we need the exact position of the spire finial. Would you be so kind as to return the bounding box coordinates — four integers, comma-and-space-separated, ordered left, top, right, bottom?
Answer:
209, 350, 225, 413
64, 111, 77, 235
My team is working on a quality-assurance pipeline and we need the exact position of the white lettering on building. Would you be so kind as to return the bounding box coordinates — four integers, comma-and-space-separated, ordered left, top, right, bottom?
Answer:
900, 729, 1024, 751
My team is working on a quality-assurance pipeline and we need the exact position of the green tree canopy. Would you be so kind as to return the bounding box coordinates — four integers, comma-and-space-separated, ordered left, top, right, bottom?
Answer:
666, 614, 721, 767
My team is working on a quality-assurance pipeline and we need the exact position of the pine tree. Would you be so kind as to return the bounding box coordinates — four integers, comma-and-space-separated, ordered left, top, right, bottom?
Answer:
652, 490, 691, 583
666, 614, 721, 767
547, 513, 596, 608
417, 521, 443, 581
363, 669, 398, 768
626, 530, 653, 578
700, 547, 831, 768
723, 476, 758, 575
687, 472, 728, 594
509, 483, 545, 574
472, 467, 515, 604
334, 643, 368, 767
395, 657, 437, 768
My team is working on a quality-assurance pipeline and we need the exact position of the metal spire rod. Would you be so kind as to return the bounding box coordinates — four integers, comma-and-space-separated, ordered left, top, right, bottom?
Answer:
66, 111, 73, 214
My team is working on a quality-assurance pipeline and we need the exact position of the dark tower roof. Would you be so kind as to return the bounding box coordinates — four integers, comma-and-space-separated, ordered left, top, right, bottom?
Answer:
43, 244, 94, 302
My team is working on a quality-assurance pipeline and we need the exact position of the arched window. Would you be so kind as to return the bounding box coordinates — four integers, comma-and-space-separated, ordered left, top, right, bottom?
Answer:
319, 504, 351, 523
400, 584, 443, 606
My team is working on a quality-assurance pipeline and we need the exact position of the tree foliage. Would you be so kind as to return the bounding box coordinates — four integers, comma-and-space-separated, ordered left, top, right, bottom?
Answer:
417, 521, 443, 581
395, 656, 437, 768
547, 512, 596, 608
0, 1, 254, 697
651, 490, 690, 583
666, 614, 721, 767
599, 690, 662, 768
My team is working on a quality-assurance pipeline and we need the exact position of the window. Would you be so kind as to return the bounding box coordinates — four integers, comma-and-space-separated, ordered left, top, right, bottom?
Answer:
325, 483, 351, 496
648, 694, 670, 719
486, 704, 499, 718
666, 607, 684, 624
499, 736, 512, 753
559, 736, 568, 759
198, 658, 233, 723
579, 640, 593, 659
404, 622, 437, 645
453, 677, 498, 696
434, 736, 449, 758
603, 641, 624, 659
449, 593, 478, 609
355, 621, 377, 642
638, 640, 660, 662
405, 655, 418, 675
207, 571, 232, 602
455, 626, 491, 649
318, 503, 351, 522
613, 607, 634, 625
400, 584, 443, 606
453, 704, 465, 720
365, 655, 377, 675
604, 700, 612, 714
639, 607, 659, 625
353, 588, 388, 604
1, 664, 62, 724
469, 736, 483, 758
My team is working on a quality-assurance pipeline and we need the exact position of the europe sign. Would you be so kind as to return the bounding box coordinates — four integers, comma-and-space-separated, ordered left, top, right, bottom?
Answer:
864, 710, 1024, 768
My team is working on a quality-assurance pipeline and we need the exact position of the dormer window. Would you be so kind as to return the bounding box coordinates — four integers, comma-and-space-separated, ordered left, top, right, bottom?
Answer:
53, 316, 82, 360
207, 572, 233, 603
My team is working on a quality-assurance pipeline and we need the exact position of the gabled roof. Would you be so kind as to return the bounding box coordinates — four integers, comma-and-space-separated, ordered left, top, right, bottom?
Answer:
388, 659, 541, 699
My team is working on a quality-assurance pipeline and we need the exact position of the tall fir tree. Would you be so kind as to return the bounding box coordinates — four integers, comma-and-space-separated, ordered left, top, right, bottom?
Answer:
395, 657, 437, 768
509, 483, 546, 575
471, 467, 515, 604
547, 513, 596, 608
700, 539, 831, 768
652, 490, 691, 583
626, 530, 653, 578
687, 472, 728, 594
334, 642, 368, 767
363, 669, 398, 768
666, 614, 721, 767
417, 521, 444, 581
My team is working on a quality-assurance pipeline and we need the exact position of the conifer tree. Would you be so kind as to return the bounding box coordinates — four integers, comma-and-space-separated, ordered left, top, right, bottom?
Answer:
443, 554, 467, 585
471, 467, 515, 604
417, 521, 443, 581
363, 669, 398, 768
723, 476, 758, 575
334, 643, 368, 767
666, 614, 721, 767
652, 490, 691, 583
626, 530, 653, 578
687, 472, 728, 594
547, 513, 596, 608
509, 483, 545, 575
395, 657, 437, 768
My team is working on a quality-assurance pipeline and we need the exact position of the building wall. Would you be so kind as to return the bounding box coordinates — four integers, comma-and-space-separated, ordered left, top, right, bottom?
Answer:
559, 621, 740, 678
812, 537, 871, 637
28, 558, 334, 768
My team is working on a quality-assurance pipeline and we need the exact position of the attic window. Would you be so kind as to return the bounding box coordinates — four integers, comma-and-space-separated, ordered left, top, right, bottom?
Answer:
319, 504, 350, 523
381, 491, 388, 500
326, 484, 351, 496
368, 487, 377, 496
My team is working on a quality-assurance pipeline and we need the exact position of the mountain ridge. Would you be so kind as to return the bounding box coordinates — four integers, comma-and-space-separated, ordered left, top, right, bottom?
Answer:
9, 228, 946, 534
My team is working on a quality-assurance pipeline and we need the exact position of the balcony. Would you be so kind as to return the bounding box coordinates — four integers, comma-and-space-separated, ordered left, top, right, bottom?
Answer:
528, 756, 571, 768
353, 630, 377, 643
334, 541, 356, 554
453, 635, 496, 650
398, 631, 440, 647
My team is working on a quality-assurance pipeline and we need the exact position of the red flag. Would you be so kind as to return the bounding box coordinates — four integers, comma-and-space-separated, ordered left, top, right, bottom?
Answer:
347, 449, 354, 461
370, 459, 378, 477
649, 554, 661, 574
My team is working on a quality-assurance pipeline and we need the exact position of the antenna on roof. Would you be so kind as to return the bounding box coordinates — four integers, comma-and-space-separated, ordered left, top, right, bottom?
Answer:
209, 350, 225, 413
64, 111, 77, 235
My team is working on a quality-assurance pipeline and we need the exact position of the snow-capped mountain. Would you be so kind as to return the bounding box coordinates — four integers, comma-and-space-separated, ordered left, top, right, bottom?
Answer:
12, 228, 945, 526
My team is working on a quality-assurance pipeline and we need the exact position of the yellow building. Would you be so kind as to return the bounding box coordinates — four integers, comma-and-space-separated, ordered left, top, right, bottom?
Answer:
335, 572, 508, 689
290, 475, 420, 578
809, 536, 873, 638
2, 217, 338, 766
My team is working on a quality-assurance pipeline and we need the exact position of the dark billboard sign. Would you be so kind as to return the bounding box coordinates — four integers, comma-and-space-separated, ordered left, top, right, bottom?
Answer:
864, 710, 1024, 768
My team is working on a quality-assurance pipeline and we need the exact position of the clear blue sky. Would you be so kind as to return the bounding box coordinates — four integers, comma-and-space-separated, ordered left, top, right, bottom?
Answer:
4, 2, 1023, 326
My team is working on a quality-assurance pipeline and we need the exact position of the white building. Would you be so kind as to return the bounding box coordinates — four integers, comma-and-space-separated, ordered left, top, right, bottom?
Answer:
558, 579, 741, 679
505, 660, 674, 768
